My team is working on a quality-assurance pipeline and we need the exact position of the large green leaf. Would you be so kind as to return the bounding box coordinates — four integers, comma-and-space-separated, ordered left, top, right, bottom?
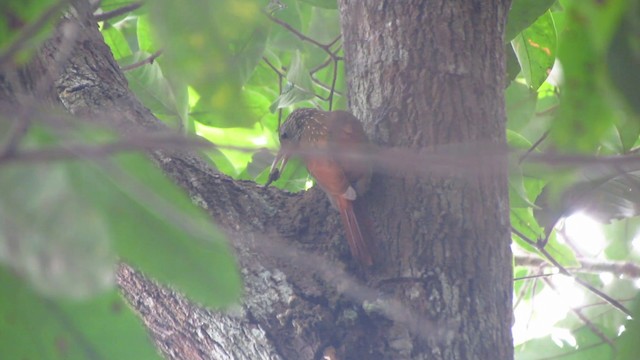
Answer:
602, 217, 640, 261
506, 44, 522, 84
551, 0, 627, 151
234, 29, 269, 85
0, 120, 242, 308
0, 0, 62, 64
0, 163, 116, 299
123, 52, 189, 129
619, 295, 640, 359
507, 130, 537, 208
505, 0, 557, 42
511, 10, 557, 90
148, 0, 268, 128
607, 11, 640, 117
505, 81, 538, 136
100, 153, 242, 307
0, 267, 161, 360
101, 23, 132, 60
136, 14, 155, 54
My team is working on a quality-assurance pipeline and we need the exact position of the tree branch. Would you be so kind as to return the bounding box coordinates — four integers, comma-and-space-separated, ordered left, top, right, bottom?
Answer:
511, 227, 632, 317
94, 2, 144, 22
120, 49, 163, 71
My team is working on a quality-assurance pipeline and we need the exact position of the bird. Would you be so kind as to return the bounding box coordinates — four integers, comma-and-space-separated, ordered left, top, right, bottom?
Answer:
268, 108, 373, 266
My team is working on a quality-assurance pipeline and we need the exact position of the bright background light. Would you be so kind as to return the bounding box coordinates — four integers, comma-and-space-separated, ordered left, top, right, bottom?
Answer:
513, 212, 606, 346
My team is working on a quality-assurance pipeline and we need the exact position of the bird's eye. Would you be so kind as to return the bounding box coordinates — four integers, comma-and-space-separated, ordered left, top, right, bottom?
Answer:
280, 131, 289, 140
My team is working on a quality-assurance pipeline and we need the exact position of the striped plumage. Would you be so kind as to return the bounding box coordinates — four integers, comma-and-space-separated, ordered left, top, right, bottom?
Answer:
271, 108, 373, 265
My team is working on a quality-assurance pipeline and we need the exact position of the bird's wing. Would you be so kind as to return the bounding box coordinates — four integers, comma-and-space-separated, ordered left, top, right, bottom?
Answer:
327, 111, 372, 194
305, 156, 355, 200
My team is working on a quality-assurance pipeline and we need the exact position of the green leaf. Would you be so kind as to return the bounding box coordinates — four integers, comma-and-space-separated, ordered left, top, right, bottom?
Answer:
101, 24, 132, 60
0, 0, 62, 64
0, 120, 242, 308
505, 44, 522, 84
196, 122, 277, 174
0, 267, 161, 360
204, 146, 238, 176
616, 114, 640, 153
551, 1, 625, 151
505, 81, 538, 136
507, 130, 537, 208
0, 163, 116, 299
243, 86, 276, 127
619, 295, 640, 359
123, 51, 188, 128
99, 153, 243, 307
511, 207, 543, 249
234, 29, 268, 85
136, 14, 155, 54
147, 0, 268, 129
267, 2, 306, 51
510, 208, 579, 268
298, 0, 337, 9
505, 0, 557, 42
511, 10, 557, 90
607, 12, 640, 117
307, 6, 341, 45
509, 168, 534, 208
603, 218, 640, 261
237, 148, 275, 181
270, 51, 315, 111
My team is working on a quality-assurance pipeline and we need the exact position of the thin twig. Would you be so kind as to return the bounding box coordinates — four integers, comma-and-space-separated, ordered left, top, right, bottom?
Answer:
0, 133, 212, 166
326, 35, 342, 49
518, 130, 549, 164
515, 254, 640, 278
93, 2, 143, 22
310, 43, 343, 74
121, 49, 163, 71
310, 56, 334, 75
264, 11, 339, 58
328, 59, 339, 111
526, 152, 640, 167
513, 272, 556, 281
543, 278, 616, 349
310, 77, 343, 97
261, 57, 285, 128
511, 227, 632, 317
262, 56, 285, 78
0, 0, 69, 69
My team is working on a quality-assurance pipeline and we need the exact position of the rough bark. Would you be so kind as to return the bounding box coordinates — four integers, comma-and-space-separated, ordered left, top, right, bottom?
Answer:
1, 0, 513, 359
339, 0, 513, 359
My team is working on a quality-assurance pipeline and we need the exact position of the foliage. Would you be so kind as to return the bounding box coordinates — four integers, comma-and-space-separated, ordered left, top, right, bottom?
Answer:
1, 0, 640, 358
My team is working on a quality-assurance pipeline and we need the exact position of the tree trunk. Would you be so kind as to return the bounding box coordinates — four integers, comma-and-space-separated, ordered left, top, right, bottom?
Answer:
338, 0, 514, 358
1, 0, 513, 359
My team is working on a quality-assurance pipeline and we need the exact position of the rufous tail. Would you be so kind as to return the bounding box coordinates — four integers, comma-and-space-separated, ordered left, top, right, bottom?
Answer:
337, 197, 373, 266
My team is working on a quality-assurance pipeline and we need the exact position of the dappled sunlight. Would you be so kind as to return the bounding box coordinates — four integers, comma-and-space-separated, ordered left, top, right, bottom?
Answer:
513, 286, 568, 344
513, 274, 584, 346
561, 212, 606, 257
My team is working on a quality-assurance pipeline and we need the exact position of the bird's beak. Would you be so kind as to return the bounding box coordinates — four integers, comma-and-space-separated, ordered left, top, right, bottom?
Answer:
265, 149, 289, 187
